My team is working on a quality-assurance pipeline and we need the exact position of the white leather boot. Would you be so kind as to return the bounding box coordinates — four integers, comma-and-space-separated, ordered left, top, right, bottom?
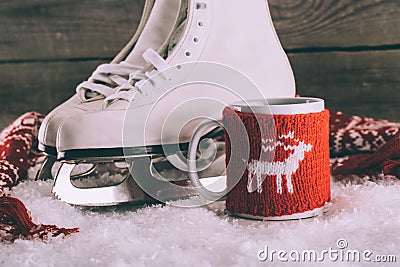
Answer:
36, 0, 186, 180
53, 0, 296, 206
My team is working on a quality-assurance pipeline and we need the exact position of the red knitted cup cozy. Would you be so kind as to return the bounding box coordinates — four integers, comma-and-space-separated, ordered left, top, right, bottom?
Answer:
223, 107, 330, 219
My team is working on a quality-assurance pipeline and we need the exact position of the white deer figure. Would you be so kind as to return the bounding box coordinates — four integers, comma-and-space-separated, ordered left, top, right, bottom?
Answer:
246, 133, 313, 194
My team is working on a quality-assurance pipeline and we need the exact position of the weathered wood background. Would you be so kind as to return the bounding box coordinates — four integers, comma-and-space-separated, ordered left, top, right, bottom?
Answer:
0, 0, 399, 121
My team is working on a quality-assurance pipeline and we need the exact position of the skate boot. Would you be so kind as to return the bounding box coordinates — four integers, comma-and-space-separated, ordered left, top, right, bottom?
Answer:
36, 0, 185, 180
53, 0, 296, 206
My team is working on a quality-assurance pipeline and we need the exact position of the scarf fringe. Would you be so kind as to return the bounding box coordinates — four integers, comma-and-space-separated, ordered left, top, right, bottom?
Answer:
0, 195, 79, 242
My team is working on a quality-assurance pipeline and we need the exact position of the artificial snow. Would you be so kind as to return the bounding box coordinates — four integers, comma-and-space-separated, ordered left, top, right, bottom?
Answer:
1, 168, 399, 266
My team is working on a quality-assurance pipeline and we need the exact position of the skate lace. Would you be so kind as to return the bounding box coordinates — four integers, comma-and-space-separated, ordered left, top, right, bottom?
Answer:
105, 48, 168, 102
76, 61, 144, 100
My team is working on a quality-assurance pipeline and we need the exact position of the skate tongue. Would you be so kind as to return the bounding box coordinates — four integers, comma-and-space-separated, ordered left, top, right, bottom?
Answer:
80, 0, 187, 101
167, 19, 187, 56
124, 0, 184, 66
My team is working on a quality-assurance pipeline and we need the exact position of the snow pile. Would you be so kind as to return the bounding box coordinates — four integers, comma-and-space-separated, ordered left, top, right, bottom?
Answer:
1, 172, 399, 266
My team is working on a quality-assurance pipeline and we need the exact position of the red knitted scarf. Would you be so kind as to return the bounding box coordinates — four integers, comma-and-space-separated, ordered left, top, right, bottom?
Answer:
0, 110, 398, 242
329, 110, 400, 176
0, 112, 78, 242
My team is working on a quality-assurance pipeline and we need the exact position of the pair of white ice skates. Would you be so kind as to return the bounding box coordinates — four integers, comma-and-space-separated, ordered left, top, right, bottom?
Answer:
37, 0, 296, 206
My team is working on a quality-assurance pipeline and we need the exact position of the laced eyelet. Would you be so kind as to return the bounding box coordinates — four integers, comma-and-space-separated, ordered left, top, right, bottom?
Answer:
185, 51, 192, 58
196, 3, 207, 10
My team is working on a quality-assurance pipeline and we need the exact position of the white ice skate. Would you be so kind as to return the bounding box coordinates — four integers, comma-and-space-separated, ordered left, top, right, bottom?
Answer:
36, 0, 186, 181
53, 0, 296, 206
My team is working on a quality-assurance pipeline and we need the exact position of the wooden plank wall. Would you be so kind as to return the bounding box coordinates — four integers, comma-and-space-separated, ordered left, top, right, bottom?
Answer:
0, 0, 399, 121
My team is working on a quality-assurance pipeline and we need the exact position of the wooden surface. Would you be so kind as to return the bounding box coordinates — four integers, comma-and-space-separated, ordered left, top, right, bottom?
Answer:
0, 0, 399, 121
270, 0, 400, 49
0, 0, 142, 61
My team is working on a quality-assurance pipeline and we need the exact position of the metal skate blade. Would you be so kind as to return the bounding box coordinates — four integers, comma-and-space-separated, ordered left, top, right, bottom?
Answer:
53, 161, 227, 206
53, 163, 154, 206
198, 175, 226, 193
53, 137, 227, 206
35, 156, 57, 181
52, 163, 208, 206
69, 162, 130, 188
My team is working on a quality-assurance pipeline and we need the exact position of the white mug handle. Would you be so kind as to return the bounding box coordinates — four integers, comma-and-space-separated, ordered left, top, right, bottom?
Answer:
188, 119, 227, 200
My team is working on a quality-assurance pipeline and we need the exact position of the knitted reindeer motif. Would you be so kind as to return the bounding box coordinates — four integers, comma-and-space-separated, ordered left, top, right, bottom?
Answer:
246, 132, 313, 194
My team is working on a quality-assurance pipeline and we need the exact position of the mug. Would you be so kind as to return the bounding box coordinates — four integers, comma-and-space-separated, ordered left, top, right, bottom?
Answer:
188, 97, 330, 220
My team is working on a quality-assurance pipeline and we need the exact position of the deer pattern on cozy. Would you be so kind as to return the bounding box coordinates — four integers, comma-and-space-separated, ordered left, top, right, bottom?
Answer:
246, 132, 313, 194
